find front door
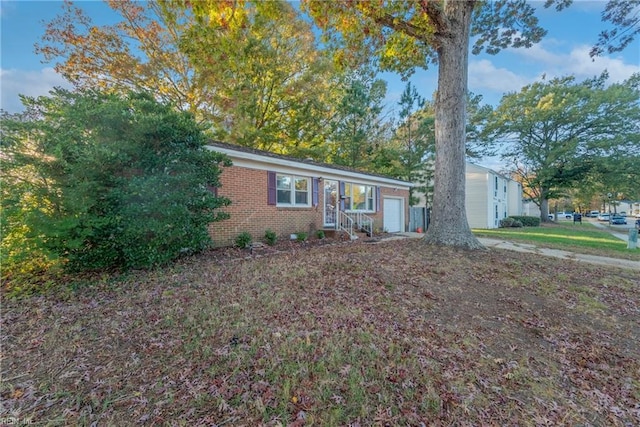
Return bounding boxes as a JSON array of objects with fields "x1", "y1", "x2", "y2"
[{"x1": 324, "y1": 180, "x2": 338, "y2": 227}]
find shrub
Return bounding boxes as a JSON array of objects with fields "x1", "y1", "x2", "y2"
[
  {"x1": 500, "y1": 217, "x2": 525, "y2": 228},
  {"x1": 296, "y1": 232, "x2": 308, "y2": 242},
  {"x1": 316, "y1": 230, "x2": 325, "y2": 239},
  {"x1": 0, "y1": 88, "x2": 232, "y2": 282},
  {"x1": 264, "y1": 229, "x2": 277, "y2": 246},
  {"x1": 508, "y1": 216, "x2": 540, "y2": 227},
  {"x1": 499, "y1": 218, "x2": 515, "y2": 228},
  {"x1": 235, "y1": 232, "x2": 252, "y2": 249}
]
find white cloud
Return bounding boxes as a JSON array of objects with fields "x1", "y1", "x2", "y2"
[
  {"x1": 511, "y1": 42, "x2": 640, "y2": 83},
  {"x1": 0, "y1": 68, "x2": 72, "y2": 113},
  {"x1": 563, "y1": 45, "x2": 640, "y2": 82},
  {"x1": 468, "y1": 59, "x2": 531, "y2": 94}
]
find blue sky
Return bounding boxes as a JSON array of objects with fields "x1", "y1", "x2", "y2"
[{"x1": 2, "y1": 1, "x2": 639, "y2": 140}]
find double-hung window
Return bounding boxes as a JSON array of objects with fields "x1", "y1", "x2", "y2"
[
  {"x1": 344, "y1": 183, "x2": 375, "y2": 212},
  {"x1": 276, "y1": 174, "x2": 309, "y2": 206}
]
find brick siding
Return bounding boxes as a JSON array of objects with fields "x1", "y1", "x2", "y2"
[{"x1": 208, "y1": 164, "x2": 410, "y2": 247}]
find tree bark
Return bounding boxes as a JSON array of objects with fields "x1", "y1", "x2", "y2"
[
  {"x1": 424, "y1": 1, "x2": 484, "y2": 250},
  {"x1": 540, "y1": 189, "x2": 551, "y2": 222}
]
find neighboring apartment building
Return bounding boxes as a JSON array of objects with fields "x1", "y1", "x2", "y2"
[{"x1": 465, "y1": 163, "x2": 523, "y2": 229}]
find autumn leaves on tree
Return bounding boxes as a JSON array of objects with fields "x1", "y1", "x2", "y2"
[{"x1": 29, "y1": 0, "x2": 640, "y2": 248}]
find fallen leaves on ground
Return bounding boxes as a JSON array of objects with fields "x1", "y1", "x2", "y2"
[{"x1": 2, "y1": 239, "x2": 639, "y2": 426}]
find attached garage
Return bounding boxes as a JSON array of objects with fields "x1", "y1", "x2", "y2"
[{"x1": 383, "y1": 197, "x2": 404, "y2": 233}]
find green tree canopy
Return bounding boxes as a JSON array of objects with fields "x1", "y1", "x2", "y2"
[
  {"x1": 1, "y1": 89, "x2": 230, "y2": 287},
  {"x1": 480, "y1": 72, "x2": 640, "y2": 221},
  {"x1": 301, "y1": 0, "x2": 562, "y2": 249},
  {"x1": 328, "y1": 70, "x2": 389, "y2": 169},
  {"x1": 37, "y1": 0, "x2": 339, "y2": 157}
]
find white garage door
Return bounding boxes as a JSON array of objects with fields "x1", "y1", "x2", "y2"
[{"x1": 383, "y1": 198, "x2": 403, "y2": 233}]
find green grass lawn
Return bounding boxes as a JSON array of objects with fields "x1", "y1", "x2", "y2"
[{"x1": 473, "y1": 222, "x2": 640, "y2": 261}]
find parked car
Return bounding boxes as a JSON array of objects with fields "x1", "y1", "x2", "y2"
[
  {"x1": 548, "y1": 212, "x2": 572, "y2": 220},
  {"x1": 585, "y1": 210, "x2": 599, "y2": 218},
  {"x1": 610, "y1": 214, "x2": 627, "y2": 225},
  {"x1": 636, "y1": 219, "x2": 640, "y2": 229},
  {"x1": 598, "y1": 213, "x2": 610, "y2": 221}
]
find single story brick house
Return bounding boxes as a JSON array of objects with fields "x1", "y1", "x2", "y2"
[{"x1": 206, "y1": 142, "x2": 412, "y2": 246}]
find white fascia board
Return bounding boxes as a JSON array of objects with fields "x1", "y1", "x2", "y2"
[{"x1": 208, "y1": 145, "x2": 412, "y2": 190}]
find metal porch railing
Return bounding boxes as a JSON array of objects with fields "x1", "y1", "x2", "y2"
[
  {"x1": 337, "y1": 210, "x2": 357, "y2": 240},
  {"x1": 345, "y1": 212, "x2": 374, "y2": 237}
]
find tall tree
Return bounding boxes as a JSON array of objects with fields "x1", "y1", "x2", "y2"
[
  {"x1": 301, "y1": 1, "x2": 558, "y2": 249},
  {"x1": 36, "y1": 0, "x2": 208, "y2": 118},
  {"x1": 171, "y1": 0, "x2": 339, "y2": 155},
  {"x1": 37, "y1": 0, "x2": 338, "y2": 156},
  {"x1": 301, "y1": 0, "x2": 640, "y2": 249},
  {"x1": 481, "y1": 72, "x2": 640, "y2": 221},
  {"x1": 329, "y1": 71, "x2": 389, "y2": 169},
  {"x1": 392, "y1": 83, "x2": 435, "y2": 207}
]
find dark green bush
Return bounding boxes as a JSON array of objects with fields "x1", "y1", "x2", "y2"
[
  {"x1": 499, "y1": 218, "x2": 515, "y2": 228},
  {"x1": 235, "y1": 232, "x2": 253, "y2": 249},
  {"x1": 296, "y1": 232, "x2": 308, "y2": 242},
  {"x1": 508, "y1": 216, "x2": 540, "y2": 227},
  {"x1": 500, "y1": 217, "x2": 525, "y2": 228},
  {"x1": 1, "y1": 89, "x2": 231, "y2": 283},
  {"x1": 264, "y1": 229, "x2": 277, "y2": 246},
  {"x1": 316, "y1": 230, "x2": 325, "y2": 239}
]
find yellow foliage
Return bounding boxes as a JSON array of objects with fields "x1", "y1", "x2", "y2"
[{"x1": 536, "y1": 93, "x2": 555, "y2": 110}]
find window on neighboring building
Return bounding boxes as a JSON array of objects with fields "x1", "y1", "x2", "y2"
[
  {"x1": 277, "y1": 174, "x2": 309, "y2": 206},
  {"x1": 343, "y1": 183, "x2": 375, "y2": 211}
]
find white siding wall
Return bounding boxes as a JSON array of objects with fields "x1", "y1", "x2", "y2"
[
  {"x1": 507, "y1": 180, "x2": 523, "y2": 217},
  {"x1": 465, "y1": 163, "x2": 522, "y2": 229},
  {"x1": 465, "y1": 164, "x2": 492, "y2": 229}
]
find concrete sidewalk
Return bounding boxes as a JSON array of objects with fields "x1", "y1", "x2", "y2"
[
  {"x1": 392, "y1": 232, "x2": 640, "y2": 271},
  {"x1": 588, "y1": 219, "x2": 632, "y2": 242}
]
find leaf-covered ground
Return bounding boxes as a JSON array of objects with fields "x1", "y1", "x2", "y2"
[{"x1": 2, "y1": 239, "x2": 639, "y2": 426}]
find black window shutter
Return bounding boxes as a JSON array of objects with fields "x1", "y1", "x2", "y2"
[
  {"x1": 376, "y1": 186, "x2": 381, "y2": 212},
  {"x1": 267, "y1": 171, "x2": 276, "y2": 205},
  {"x1": 339, "y1": 181, "x2": 345, "y2": 211}
]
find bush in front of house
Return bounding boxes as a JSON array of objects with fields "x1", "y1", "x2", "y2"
[
  {"x1": 264, "y1": 229, "x2": 277, "y2": 246},
  {"x1": 499, "y1": 218, "x2": 524, "y2": 228},
  {"x1": 296, "y1": 232, "x2": 308, "y2": 242},
  {"x1": 0, "y1": 89, "x2": 232, "y2": 288},
  {"x1": 235, "y1": 232, "x2": 253, "y2": 249},
  {"x1": 316, "y1": 230, "x2": 325, "y2": 239},
  {"x1": 499, "y1": 218, "x2": 515, "y2": 228},
  {"x1": 508, "y1": 216, "x2": 540, "y2": 227}
]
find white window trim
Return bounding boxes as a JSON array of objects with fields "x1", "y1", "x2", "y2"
[{"x1": 276, "y1": 173, "x2": 311, "y2": 207}]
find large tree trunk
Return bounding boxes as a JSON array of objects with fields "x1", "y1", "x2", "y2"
[
  {"x1": 424, "y1": 1, "x2": 484, "y2": 250},
  {"x1": 540, "y1": 189, "x2": 551, "y2": 222}
]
